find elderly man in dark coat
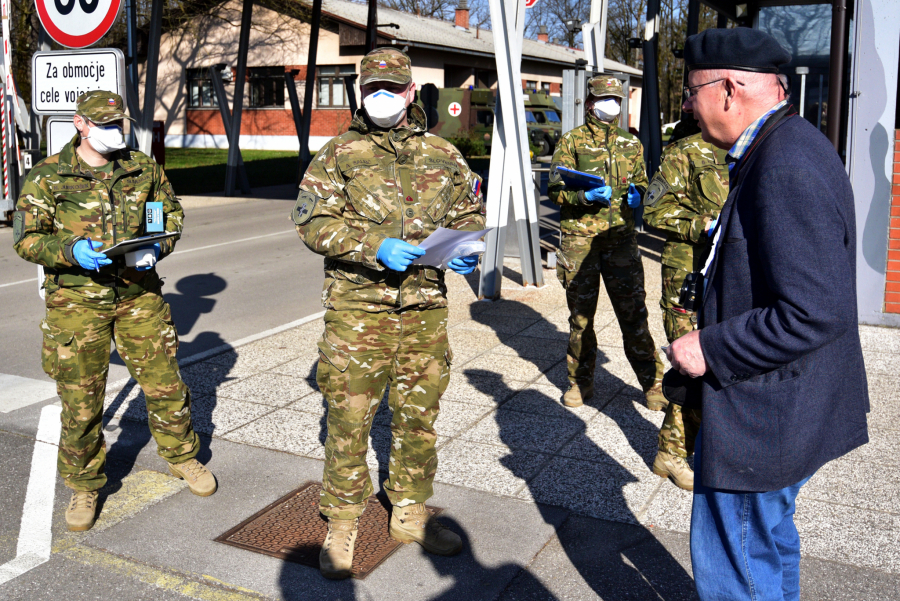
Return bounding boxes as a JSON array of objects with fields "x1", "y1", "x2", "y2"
[{"x1": 666, "y1": 28, "x2": 869, "y2": 601}]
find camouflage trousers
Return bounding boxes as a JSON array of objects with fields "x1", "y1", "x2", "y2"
[
  {"x1": 316, "y1": 307, "x2": 451, "y2": 520},
  {"x1": 556, "y1": 233, "x2": 664, "y2": 391},
  {"x1": 41, "y1": 288, "x2": 198, "y2": 492},
  {"x1": 659, "y1": 295, "x2": 702, "y2": 459}
]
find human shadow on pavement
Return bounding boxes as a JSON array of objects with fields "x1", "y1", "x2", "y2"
[
  {"x1": 464, "y1": 299, "x2": 697, "y2": 600},
  {"x1": 414, "y1": 516, "x2": 557, "y2": 601},
  {"x1": 101, "y1": 273, "x2": 234, "y2": 496}
]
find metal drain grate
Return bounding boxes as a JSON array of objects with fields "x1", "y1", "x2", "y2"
[{"x1": 214, "y1": 481, "x2": 441, "y2": 579}]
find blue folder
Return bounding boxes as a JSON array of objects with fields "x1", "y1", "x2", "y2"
[{"x1": 556, "y1": 166, "x2": 606, "y2": 189}]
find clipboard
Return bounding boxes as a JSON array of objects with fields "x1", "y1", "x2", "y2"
[
  {"x1": 556, "y1": 166, "x2": 606, "y2": 189},
  {"x1": 100, "y1": 232, "x2": 179, "y2": 257}
]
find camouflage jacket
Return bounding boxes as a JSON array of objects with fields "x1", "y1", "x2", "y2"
[
  {"x1": 13, "y1": 134, "x2": 183, "y2": 302},
  {"x1": 548, "y1": 114, "x2": 649, "y2": 237},
  {"x1": 642, "y1": 133, "x2": 728, "y2": 272},
  {"x1": 294, "y1": 104, "x2": 485, "y2": 313}
]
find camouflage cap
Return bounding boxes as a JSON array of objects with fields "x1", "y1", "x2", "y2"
[
  {"x1": 359, "y1": 48, "x2": 412, "y2": 86},
  {"x1": 587, "y1": 76, "x2": 625, "y2": 99},
  {"x1": 75, "y1": 90, "x2": 134, "y2": 123}
]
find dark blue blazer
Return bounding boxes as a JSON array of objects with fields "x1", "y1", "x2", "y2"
[{"x1": 698, "y1": 114, "x2": 869, "y2": 492}]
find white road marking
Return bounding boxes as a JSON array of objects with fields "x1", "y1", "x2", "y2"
[
  {"x1": 0, "y1": 230, "x2": 296, "y2": 288},
  {"x1": 0, "y1": 278, "x2": 38, "y2": 289},
  {"x1": 0, "y1": 374, "x2": 59, "y2": 413},
  {"x1": 104, "y1": 310, "x2": 327, "y2": 394},
  {"x1": 176, "y1": 309, "x2": 326, "y2": 369},
  {"x1": 170, "y1": 230, "x2": 295, "y2": 257},
  {"x1": 0, "y1": 404, "x2": 61, "y2": 585}
]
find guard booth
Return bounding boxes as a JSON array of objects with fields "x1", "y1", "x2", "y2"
[{"x1": 677, "y1": 0, "x2": 900, "y2": 327}]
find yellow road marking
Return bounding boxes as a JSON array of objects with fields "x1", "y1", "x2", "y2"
[
  {"x1": 53, "y1": 469, "x2": 185, "y2": 553},
  {"x1": 61, "y1": 546, "x2": 267, "y2": 600}
]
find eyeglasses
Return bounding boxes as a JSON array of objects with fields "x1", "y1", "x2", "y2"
[{"x1": 683, "y1": 78, "x2": 726, "y2": 99}]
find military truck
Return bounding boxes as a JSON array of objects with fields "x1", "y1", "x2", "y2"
[
  {"x1": 417, "y1": 85, "x2": 495, "y2": 151},
  {"x1": 523, "y1": 91, "x2": 562, "y2": 157},
  {"x1": 417, "y1": 85, "x2": 562, "y2": 157}
]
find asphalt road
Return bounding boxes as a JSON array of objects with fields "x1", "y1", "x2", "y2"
[{"x1": 0, "y1": 197, "x2": 325, "y2": 384}]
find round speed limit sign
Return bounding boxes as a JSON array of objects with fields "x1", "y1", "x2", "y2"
[{"x1": 35, "y1": 0, "x2": 124, "y2": 49}]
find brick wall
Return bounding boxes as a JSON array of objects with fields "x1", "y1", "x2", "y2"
[
  {"x1": 186, "y1": 107, "x2": 354, "y2": 137},
  {"x1": 887, "y1": 129, "x2": 900, "y2": 313}
]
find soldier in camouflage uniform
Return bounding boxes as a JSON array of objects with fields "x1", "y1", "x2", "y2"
[
  {"x1": 293, "y1": 48, "x2": 485, "y2": 579},
  {"x1": 549, "y1": 75, "x2": 666, "y2": 410},
  {"x1": 13, "y1": 92, "x2": 215, "y2": 532},
  {"x1": 642, "y1": 123, "x2": 728, "y2": 490}
]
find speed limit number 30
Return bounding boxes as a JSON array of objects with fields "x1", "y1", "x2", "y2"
[{"x1": 35, "y1": 0, "x2": 124, "y2": 49}]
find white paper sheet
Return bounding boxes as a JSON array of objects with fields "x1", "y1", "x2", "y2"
[{"x1": 411, "y1": 227, "x2": 493, "y2": 268}]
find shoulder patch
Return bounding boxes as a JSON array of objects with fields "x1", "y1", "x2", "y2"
[
  {"x1": 291, "y1": 190, "x2": 323, "y2": 226},
  {"x1": 549, "y1": 162, "x2": 562, "y2": 184},
  {"x1": 12, "y1": 210, "x2": 27, "y2": 244},
  {"x1": 644, "y1": 173, "x2": 670, "y2": 207}
]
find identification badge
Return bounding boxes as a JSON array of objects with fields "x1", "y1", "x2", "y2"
[{"x1": 145, "y1": 202, "x2": 164, "y2": 233}]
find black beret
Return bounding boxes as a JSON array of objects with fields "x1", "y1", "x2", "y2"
[{"x1": 685, "y1": 28, "x2": 791, "y2": 74}]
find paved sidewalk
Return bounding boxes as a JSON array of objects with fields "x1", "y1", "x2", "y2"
[{"x1": 58, "y1": 234, "x2": 900, "y2": 599}]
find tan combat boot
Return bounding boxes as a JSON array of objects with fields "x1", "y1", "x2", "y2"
[
  {"x1": 652, "y1": 450, "x2": 694, "y2": 491},
  {"x1": 65, "y1": 490, "x2": 99, "y2": 532},
  {"x1": 319, "y1": 517, "x2": 358, "y2": 580},
  {"x1": 645, "y1": 383, "x2": 668, "y2": 411},
  {"x1": 389, "y1": 503, "x2": 462, "y2": 556},
  {"x1": 168, "y1": 458, "x2": 217, "y2": 496},
  {"x1": 563, "y1": 382, "x2": 594, "y2": 408}
]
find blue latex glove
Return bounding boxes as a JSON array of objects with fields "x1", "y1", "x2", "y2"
[
  {"x1": 377, "y1": 238, "x2": 425, "y2": 272},
  {"x1": 706, "y1": 217, "x2": 718, "y2": 234},
  {"x1": 72, "y1": 239, "x2": 113, "y2": 271},
  {"x1": 584, "y1": 185, "x2": 612, "y2": 205},
  {"x1": 627, "y1": 183, "x2": 642, "y2": 208},
  {"x1": 447, "y1": 254, "x2": 479, "y2": 275},
  {"x1": 135, "y1": 243, "x2": 162, "y2": 271}
]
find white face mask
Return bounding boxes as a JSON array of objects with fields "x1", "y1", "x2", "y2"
[
  {"x1": 363, "y1": 89, "x2": 409, "y2": 128},
  {"x1": 83, "y1": 122, "x2": 126, "y2": 154},
  {"x1": 592, "y1": 98, "x2": 621, "y2": 122}
]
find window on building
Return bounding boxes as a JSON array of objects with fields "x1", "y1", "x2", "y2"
[
  {"x1": 541, "y1": 82, "x2": 551, "y2": 93},
  {"x1": 249, "y1": 67, "x2": 286, "y2": 108},
  {"x1": 187, "y1": 68, "x2": 218, "y2": 108},
  {"x1": 318, "y1": 65, "x2": 356, "y2": 108},
  {"x1": 525, "y1": 80, "x2": 539, "y2": 91}
]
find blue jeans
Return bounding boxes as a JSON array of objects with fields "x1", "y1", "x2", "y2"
[{"x1": 690, "y1": 429, "x2": 813, "y2": 600}]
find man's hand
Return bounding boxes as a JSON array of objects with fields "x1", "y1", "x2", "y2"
[
  {"x1": 664, "y1": 329, "x2": 708, "y2": 378},
  {"x1": 626, "y1": 183, "x2": 642, "y2": 208},
  {"x1": 376, "y1": 238, "x2": 425, "y2": 272},
  {"x1": 135, "y1": 243, "x2": 161, "y2": 271},
  {"x1": 447, "y1": 254, "x2": 479, "y2": 275},
  {"x1": 584, "y1": 185, "x2": 613, "y2": 205},
  {"x1": 72, "y1": 239, "x2": 112, "y2": 271}
]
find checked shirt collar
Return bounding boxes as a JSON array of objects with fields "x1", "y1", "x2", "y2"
[{"x1": 726, "y1": 99, "x2": 788, "y2": 183}]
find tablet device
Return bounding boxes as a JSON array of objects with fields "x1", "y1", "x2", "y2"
[
  {"x1": 556, "y1": 166, "x2": 606, "y2": 189},
  {"x1": 100, "y1": 232, "x2": 180, "y2": 257}
]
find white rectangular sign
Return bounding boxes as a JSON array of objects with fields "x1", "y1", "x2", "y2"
[
  {"x1": 46, "y1": 116, "x2": 77, "y2": 156},
  {"x1": 31, "y1": 48, "x2": 126, "y2": 115}
]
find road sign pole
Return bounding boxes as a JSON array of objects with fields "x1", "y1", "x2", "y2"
[
  {"x1": 1, "y1": 85, "x2": 9, "y2": 204},
  {"x1": 136, "y1": 0, "x2": 162, "y2": 155}
]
